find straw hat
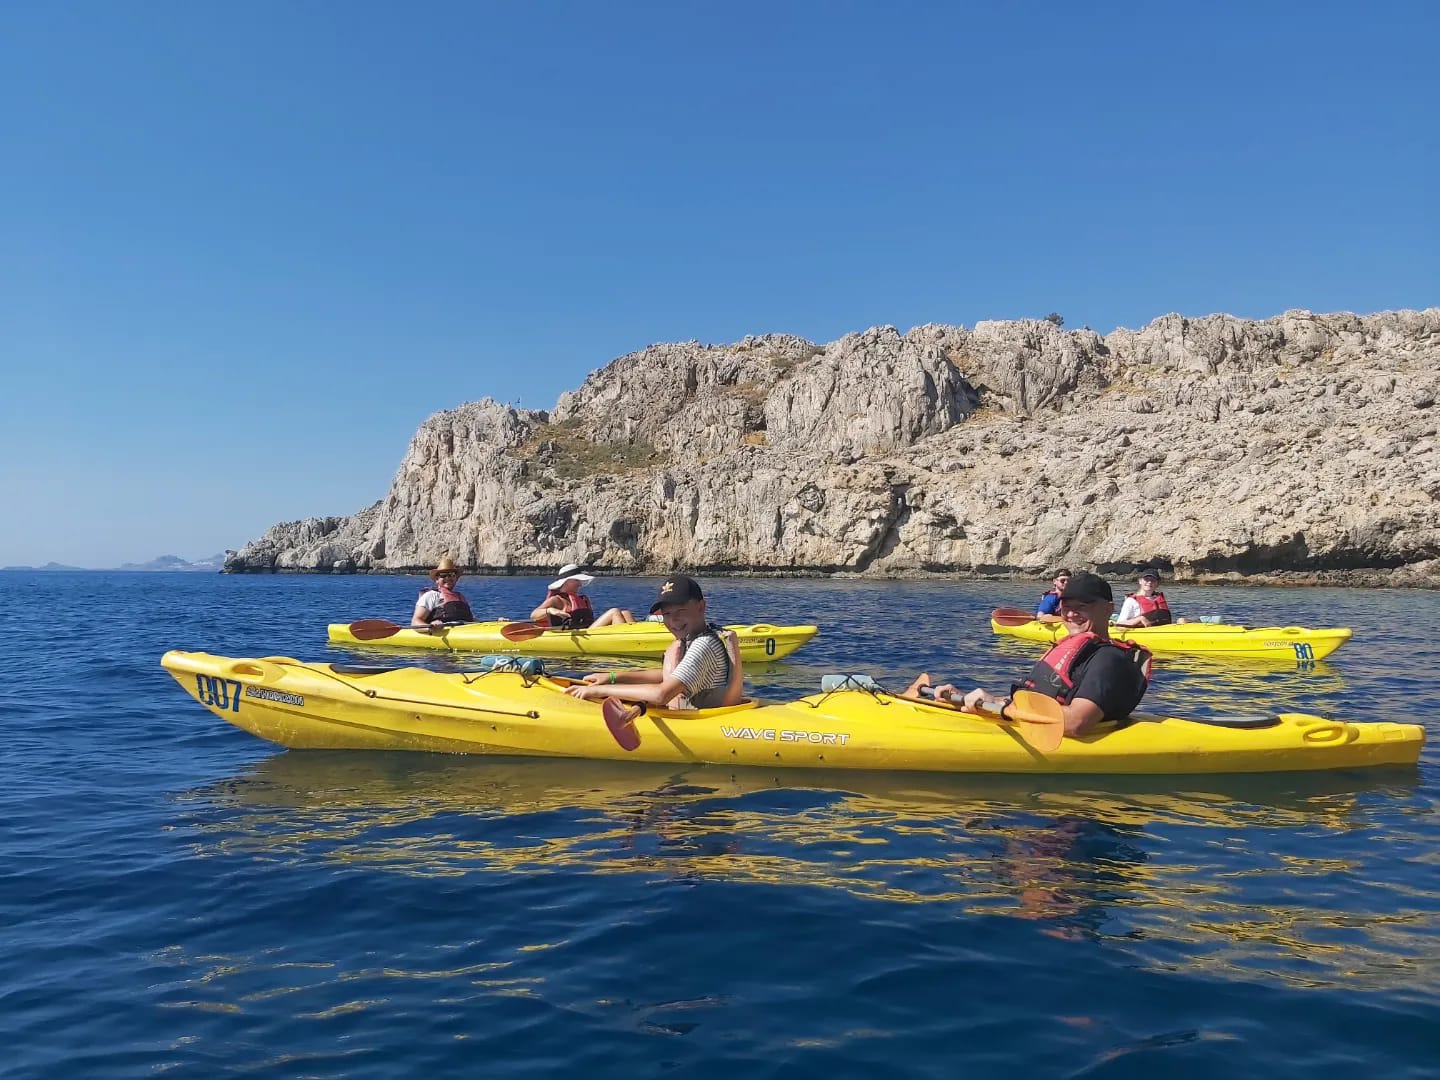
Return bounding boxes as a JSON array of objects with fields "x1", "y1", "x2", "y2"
[
  {"x1": 548, "y1": 562, "x2": 595, "y2": 590},
  {"x1": 430, "y1": 556, "x2": 462, "y2": 581}
]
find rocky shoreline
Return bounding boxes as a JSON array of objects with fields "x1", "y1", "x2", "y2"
[{"x1": 226, "y1": 308, "x2": 1440, "y2": 589}]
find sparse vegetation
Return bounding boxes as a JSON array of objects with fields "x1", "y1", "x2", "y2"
[
  {"x1": 731, "y1": 382, "x2": 768, "y2": 405},
  {"x1": 769, "y1": 344, "x2": 824, "y2": 374},
  {"x1": 1044, "y1": 313, "x2": 1065, "y2": 327},
  {"x1": 518, "y1": 420, "x2": 669, "y2": 480}
]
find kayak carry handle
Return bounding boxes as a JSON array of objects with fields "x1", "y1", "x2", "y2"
[
  {"x1": 1296, "y1": 717, "x2": 1354, "y2": 744},
  {"x1": 225, "y1": 659, "x2": 281, "y2": 684}
]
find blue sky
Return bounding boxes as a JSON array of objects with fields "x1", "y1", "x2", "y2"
[{"x1": 2, "y1": 2, "x2": 1435, "y2": 566}]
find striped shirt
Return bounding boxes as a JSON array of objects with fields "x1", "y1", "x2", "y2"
[{"x1": 671, "y1": 634, "x2": 730, "y2": 709}]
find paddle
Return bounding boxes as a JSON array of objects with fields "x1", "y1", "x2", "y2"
[
  {"x1": 819, "y1": 673, "x2": 1066, "y2": 753},
  {"x1": 602, "y1": 698, "x2": 643, "y2": 751},
  {"x1": 918, "y1": 686, "x2": 1066, "y2": 752},
  {"x1": 991, "y1": 607, "x2": 1038, "y2": 627},
  {"x1": 347, "y1": 619, "x2": 463, "y2": 641},
  {"x1": 348, "y1": 619, "x2": 409, "y2": 641},
  {"x1": 500, "y1": 621, "x2": 551, "y2": 642}
]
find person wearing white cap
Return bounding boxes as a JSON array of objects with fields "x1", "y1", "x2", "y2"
[{"x1": 530, "y1": 563, "x2": 635, "y2": 629}]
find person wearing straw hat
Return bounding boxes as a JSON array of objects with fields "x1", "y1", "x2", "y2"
[
  {"x1": 410, "y1": 557, "x2": 475, "y2": 630},
  {"x1": 530, "y1": 563, "x2": 635, "y2": 629}
]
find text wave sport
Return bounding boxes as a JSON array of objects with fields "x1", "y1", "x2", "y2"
[{"x1": 161, "y1": 650, "x2": 1423, "y2": 775}]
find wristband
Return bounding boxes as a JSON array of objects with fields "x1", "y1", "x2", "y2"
[
  {"x1": 998, "y1": 700, "x2": 1010, "y2": 720},
  {"x1": 609, "y1": 672, "x2": 617, "y2": 685}
]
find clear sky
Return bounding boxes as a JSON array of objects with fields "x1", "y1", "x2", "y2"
[{"x1": 2, "y1": 1, "x2": 1435, "y2": 566}]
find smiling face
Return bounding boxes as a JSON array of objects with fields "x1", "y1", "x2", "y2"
[
  {"x1": 1137, "y1": 576, "x2": 1158, "y2": 595},
  {"x1": 657, "y1": 598, "x2": 706, "y2": 639},
  {"x1": 1052, "y1": 573, "x2": 1071, "y2": 591},
  {"x1": 1060, "y1": 596, "x2": 1114, "y2": 635},
  {"x1": 434, "y1": 570, "x2": 459, "y2": 587}
]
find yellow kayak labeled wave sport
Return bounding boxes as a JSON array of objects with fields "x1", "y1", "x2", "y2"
[
  {"x1": 327, "y1": 618, "x2": 818, "y2": 661},
  {"x1": 990, "y1": 609, "x2": 1351, "y2": 662},
  {"x1": 161, "y1": 651, "x2": 1423, "y2": 775}
]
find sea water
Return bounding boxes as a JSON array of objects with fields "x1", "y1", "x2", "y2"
[{"x1": 1, "y1": 571, "x2": 1436, "y2": 1077}]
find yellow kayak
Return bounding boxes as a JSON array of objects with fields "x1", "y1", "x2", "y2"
[
  {"x1": 327, "y1": 618, "x2": 818, "y2": 661},
  {"x1": 990, "y1": 611, "x2": 1351, "y2": 661},
  {"x1": 161, "y1": 650, "x2": 1423, "y2": 774}
]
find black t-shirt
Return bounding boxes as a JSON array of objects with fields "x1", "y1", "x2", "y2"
[{"x1": 1032, "y1": 645, "x2": 1148, "y2": 721}]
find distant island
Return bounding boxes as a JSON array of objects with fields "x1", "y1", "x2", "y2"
[{"x1": 1, "y1": 554, "x2": 226, "y2": 572}]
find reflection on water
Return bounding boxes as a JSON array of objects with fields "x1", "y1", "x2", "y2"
[{"x1": 182, "y1": 752, "x2": 1437, "y2": 995}]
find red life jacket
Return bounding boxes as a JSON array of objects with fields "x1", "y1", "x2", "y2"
[
  {"x1": 1019, "y1": 631, "x2": 1152, "y2": 705},
  {"x1": 541, "y1": 589, "x2": 594, "y2": 629},
  {"x1": 1127, "y1": 591, "x2": 1172, "y2": 626},
  {"x1": 419, "y1": 583, "x2": 474, "y2": 623}
]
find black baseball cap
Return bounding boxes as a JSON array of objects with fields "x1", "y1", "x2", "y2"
[
  {"x1": 650, "y1": 574, "x2": 704, "y2": 613},
  {"x1": 1058, "y1": 571, "x2": 1113, "y2": 603},
  {"x1": 1138, "y1": 568, "x2": 1161, "y2": 581}
]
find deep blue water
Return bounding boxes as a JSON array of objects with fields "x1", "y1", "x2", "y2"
[{"x1": 2, "y1": 571, "x2": 1437, "y2": 1078}]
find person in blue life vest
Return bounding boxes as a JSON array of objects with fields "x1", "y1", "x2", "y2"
[
  {"x1": 907, "y1": 571, "x2": 1150, "y2": 737},
  {"x1": 530, "y1": 563, "x2": 636, "y2": 629},
  {"x1": 566, "y1": 575, "x2": 744, "y2": 710},
  {"x1": 1113, "y1": 568, "x2": 1175, "y2": 628},
  {"x1": 411, "y1": 557, "x2": 475, "y2": 629},
  {"x1": 1035, "y1": 568, "x2": 1072, "y2": 623}
]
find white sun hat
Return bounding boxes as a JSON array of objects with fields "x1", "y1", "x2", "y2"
[{"x1": 548, "y1": 563, "x2": 596, "y2": 590}]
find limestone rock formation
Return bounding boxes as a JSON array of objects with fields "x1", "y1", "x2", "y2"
[{"x1": 226, "y1": 308, "x2": 1440, "y2": 586}]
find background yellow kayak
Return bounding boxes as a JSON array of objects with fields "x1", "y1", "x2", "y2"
[
  {"x1": 327, "y1": 618, "x2": 818, "y2": 660},
  {"x1": 990, "y1": 610, "x2": 1351, "y2": 661}
]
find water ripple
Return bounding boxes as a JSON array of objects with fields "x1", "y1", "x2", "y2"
[{"x1": 0, "y1": 571, "x2": 1436, "y2": 1077}]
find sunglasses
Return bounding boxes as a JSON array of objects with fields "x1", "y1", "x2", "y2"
[{"x1": 436, "y1": 571, "x2": 457, "y2": 579}]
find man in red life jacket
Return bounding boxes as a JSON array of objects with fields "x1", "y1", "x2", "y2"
[
  {"x1": 411, "y1": 557, "x2": 475, "y2": 629},
  {"x1": 1114, "y1": 568, "x2": 1173, "y2": 628},
  {"x1": 909, "y1": 571, "x2": 1150, "y2": 737}
]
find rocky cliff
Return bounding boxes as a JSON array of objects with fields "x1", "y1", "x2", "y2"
[{"x1": 225, "y1": 309, "x2": 1440, "y2": 586}]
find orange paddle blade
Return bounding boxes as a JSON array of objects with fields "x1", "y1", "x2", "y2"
[
  {"x1": 989, "y1": 690, "x2": 1066, "y2": 752},
  {"x1": 915, "y1": 686, "x2": 1065, "y2": 753},
  {"x1": 602, "y1": 698, "x2": 643, "y2": 751},
  {"x1": 500, "y1": 621, "x2": 547, "y2": 641},
  {"x1": 991, "y1": 608, "x2": 1036, "y2": 627},
  {"x1": 348, "y1": 619, "x2": 407, "y2": 641}
]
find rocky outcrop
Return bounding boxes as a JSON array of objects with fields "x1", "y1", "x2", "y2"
[{"x1": 226, "y1": 308, "x2": 1440, "y2": 586}]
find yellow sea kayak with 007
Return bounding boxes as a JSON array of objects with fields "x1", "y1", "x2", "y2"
[
  {"x1": 990, "y1": 610, "x2": 1351, "y2": 662},
  {"x1": 160, "y1": 651, "x2": 1423, "y2": 774},
  {"x1": 327, "y1": 618, "x2": 817, "y2": 661}
]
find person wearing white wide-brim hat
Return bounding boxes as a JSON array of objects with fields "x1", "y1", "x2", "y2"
[{"x1": 530, "y1": 563, "x2": 636, "y2": 628}]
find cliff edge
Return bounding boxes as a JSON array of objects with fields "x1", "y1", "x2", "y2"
[{"x1": 225, "y1": 309, "x2": 1440, "y2": 586}]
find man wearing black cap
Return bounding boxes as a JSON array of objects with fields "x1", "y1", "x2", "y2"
[
  {"x1": 566, "y1": 575, "x2": 743, "y2": 710},
  {"x1": 1114, "y1": 568, "x2": 1173, "y2": 628},
  {"x1": 915, "y1": 571, "x2": 1151, "y2": 737}
]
